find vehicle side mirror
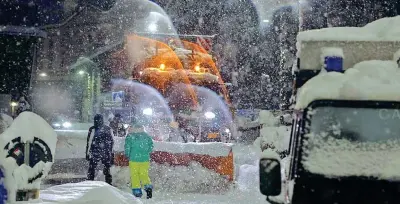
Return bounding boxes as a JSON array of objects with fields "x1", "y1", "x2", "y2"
[{"x1": 259, "y1": 158, "x2": 281, "y2": 196}]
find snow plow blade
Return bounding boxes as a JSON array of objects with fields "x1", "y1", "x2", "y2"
[{"x1": 113, "y1": 139, "x2": 234, "y2": 182}]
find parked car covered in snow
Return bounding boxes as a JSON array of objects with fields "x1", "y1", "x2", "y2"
[{"x1": 260, "y1": 16, "x2": 400, "y2": 204}]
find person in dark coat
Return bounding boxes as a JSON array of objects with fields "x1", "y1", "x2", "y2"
[
  {"x1": 86, "y1": 114, "x2": 114, "y2": 185},
  {"x1": 109, "y1": 113, "x2": 126, "y2": 137}
]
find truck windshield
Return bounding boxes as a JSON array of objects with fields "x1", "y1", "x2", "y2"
[{"x1": 302, "y1": 106, "x2": 400, "y2": 180}]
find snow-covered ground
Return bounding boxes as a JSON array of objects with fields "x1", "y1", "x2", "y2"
[
  {"x1": 33, "y1": 144, "x2": 268, "y2": 204},
  {"x1": 15, "y1": 108, "x2": 292, "y2": 204}
]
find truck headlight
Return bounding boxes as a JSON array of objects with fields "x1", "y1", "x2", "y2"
[
  {"x1": 62, "y1": 122, "x2": 72, "y2": 128},
  {"x1": 204, "y1": 111, "x2": 216, "y2": 119},
  {"x1": 143, "y1": 108, "x2": 153, "y2": 116},
  {"x1": 52, "y1": 123, "x2": 61, "y2": 128}
]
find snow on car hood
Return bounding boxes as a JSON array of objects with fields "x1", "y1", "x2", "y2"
[
  {"x1": 295, "y1": 60, "x2": 400, "y2": 109},
  {"x1": 302, "y1": 133, "x2": 400, "y2": 180}
]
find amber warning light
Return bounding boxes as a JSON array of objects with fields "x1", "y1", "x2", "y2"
[{"x1": 160, "y1": 64, "x2": 166, "y2": 70}]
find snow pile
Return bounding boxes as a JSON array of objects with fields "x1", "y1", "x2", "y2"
[
  {"x1": 254, "y1": 110, "x2": 290, "y2": 153},
  {"x1": 40, "y1": 181, "x2": 141, "y2": 204},
  {"x1": 302, "y1": 134, "x2": 400, "y2": 180},
  {"x1": 260, "y1": 149, "x2": 281, "y2": 161},
  {"x1": 113, "y1": 138, "x2": 233, "y2": 157},
  {"x1": 295, "y1": 60, "x2": 400, "y2": 109},
  {"x1": 298, "y1": 16, "x2": 400, "y2": 42},
  {"x1": 254, "y1": 126, "x2": 290, "y2": 153},
  {"x1": 394, "y1": 49, "x2": 400, "y2": 62},
  {"x1": 0, "y1": 113, "x2": 13, "y2": 134},
  {"x1": 111, "y1": 162, "x2": 230, "y2": 194},
  {"x1": 258, "y1": 110, "x2": 279, "y2": 126},
  {"x1": 237, "y1": 164, "x2": 258, "y2": 192}
]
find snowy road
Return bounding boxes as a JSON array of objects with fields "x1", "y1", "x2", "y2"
[{"x1": 39, "y1": 145, "x2": 267, "y2": 204}]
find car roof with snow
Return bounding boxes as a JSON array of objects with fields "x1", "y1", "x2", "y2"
[{"x1": 294, "y1": 16, "x2": 400, "y2": 109}]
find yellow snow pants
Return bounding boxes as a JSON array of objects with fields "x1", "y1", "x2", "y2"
[{"x1": 129, "y1": 161, "x2": 151, "y2": 189}]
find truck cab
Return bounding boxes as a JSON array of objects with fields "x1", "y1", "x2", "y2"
[{"x1": 260, "y1": 16, "x2": 400, "y2": 204}]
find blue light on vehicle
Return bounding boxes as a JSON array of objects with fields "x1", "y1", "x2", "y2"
[{"x1": 324, "y1": 56, "x2": 343, "y2": 72}]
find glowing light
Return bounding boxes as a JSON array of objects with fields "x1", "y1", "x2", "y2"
[
  {"x1": 78, "y1": 70, "x2": 85, "y2": 75},
  {"x1": 204, "y1": 111, "x2": 216, "y2": 119},
  {"x1": 10, "y1": 102, "x2": 18, "y2": 107},
  {"x1": 160, "y1": 64, "x2": 166, "y2": 70},
  {"x1": 195, "y1": 65, "x2": 200, "y2": 72},
  {"x1": 143, "y1": 108, "x2": 153, "y2": 116},
  {"x1": 62, "y1": 122, "x2": 72, "y2": 128},
  {"x1": 148, "y1": 23, "x2": 158, "y2": 33},
  {"x1": 39, "y1": 72, "x2": 47, "y2": 77}
]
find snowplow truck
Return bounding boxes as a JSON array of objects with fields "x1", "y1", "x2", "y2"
[
  {"x1": 260, "y1": 16, "x2": 400, "y2": 204},
  {"x1": 108, "y1": 33, "x2": 233, "y2": 143},
  {"x1": 105, "y1": 34, "x2": 235, "y2": 183}
]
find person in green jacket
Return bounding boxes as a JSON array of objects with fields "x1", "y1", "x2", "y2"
[{"x1": 124, "y1": 123, "x2": 154, "y2": 199}]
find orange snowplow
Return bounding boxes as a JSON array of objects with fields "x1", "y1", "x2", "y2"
[
  {"x1": 100, "y1": 33, "x2": 235, "y2": 183},
  {"x1": 113, "y1": 139, "x2": 234, "y2": 182}
]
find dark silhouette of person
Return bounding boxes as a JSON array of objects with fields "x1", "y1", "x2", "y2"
[
  {"x1": 109, "y1": 113, "x2": 126, "y2": 137},
  {"x1": 86, "y1": 114, "x2": 114, "y2": 185}
]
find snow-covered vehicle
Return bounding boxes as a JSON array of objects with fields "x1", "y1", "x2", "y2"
[
  {"x1": 260, "y1": 16, "x2": 400, "y2": 204},
  {"x1": 123, "y1": 33, "x2": 234, "y2": 143}
]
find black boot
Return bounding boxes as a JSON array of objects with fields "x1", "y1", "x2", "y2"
[{"x1": 145, "y1": 188, "x2": 152, "y2": 199}]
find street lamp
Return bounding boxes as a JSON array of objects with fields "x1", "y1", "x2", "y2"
[
  {"x1": 39, "y1": 72, "x2": 47, "y2": 77},
  {"x1": 10, "y1": 102, "x2": 18, "y2": 118}
]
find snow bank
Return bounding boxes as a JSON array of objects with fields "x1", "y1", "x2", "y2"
[
  {"x1": 237, "y1": 164, "x2": 258, "y2": 192},
  {"x1": 40, "y1": 181, "x2": 141, "y2": 204},
  {"x1": 111, "y1": 162, "x2": 230, "y2": 194},
  {"x1": 0, "y1": 114, "x2": 13, "y2": 134},
  {"x1": 302, "y1": 134, "x2": 400, "y2": 180},
  {"x1": 114, "y1": 138, "x2": 233, "y2": 157},
  {"x1": 255, "y1": 126, "x2": 290, "y2": 152},
  {"x1": 295, "y1": 60, "x2": 400, "y2": 109},
  {"x1": 394, "y1": 49, "x2": 400, "y2": 62},
  {"x1": 298, "y1": 16, "x2": 400, "y2": 42},
  {"x1": 258, "y1": 110, "x2": 279, "y2": 126}
]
